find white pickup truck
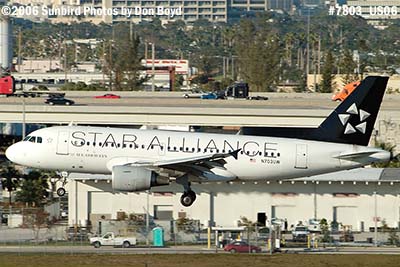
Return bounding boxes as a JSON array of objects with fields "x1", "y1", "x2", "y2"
[{"x1": 90, "y1": 232, "x2": 137, "y2": 248}]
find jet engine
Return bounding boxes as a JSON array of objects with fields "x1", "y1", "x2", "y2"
[{"x1": 112, "y1": 165, "x2": 169, "y2": 191}]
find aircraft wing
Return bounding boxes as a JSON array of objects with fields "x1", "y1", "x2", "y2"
[
  {"x1": 129, "y1": 149, "x2": 239, "y2": 168},
  {"x1": 112, "y1": 149, "x2": 240, "y2": 180}
]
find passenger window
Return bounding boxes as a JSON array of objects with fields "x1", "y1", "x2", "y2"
[{"x1": 37, "y1": 137, "x2": 42, "y2": 143}]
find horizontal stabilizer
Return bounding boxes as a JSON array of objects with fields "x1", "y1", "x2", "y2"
[{"x1": 334, "y1": 151, "x2": 377, "y2": 160}]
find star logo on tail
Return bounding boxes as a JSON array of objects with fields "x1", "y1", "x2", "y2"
[{"x1": 338, "y1": 103, "x2": 370, "y2": 135}]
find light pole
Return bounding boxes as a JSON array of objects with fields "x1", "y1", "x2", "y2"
[
  {"x1": 151, "y1": 42, "x2": 155, "y2": 92},
  {"x1": 22, "y1": 94, "x2": 26, "y2": 140},
  {"x1": 374, "y1": 190, "x2": 378, "y2": 247}
]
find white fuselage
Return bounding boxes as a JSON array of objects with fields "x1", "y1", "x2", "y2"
[{"x1": 5, "y1": 125, "x2": 390, "y2": 181}]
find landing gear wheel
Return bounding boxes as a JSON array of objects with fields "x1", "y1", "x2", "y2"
[
  {"x1": 180, "y1": 190, "x2": 196, "y2": 207},
  {"x1": 57, "y1": 187, "x2": 66, "y2": 197}
]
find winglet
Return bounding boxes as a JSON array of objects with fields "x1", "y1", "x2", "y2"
[{"x1": 229, "y1": 149, "x2": 241, "y2": 160}]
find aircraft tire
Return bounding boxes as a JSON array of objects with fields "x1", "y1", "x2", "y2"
[
  {"x1": 57, "y1": 187, "x2": 66, "y2": 197},
  {"x1": 180, "y1": 191, "x2": 196, "y2": 207}
]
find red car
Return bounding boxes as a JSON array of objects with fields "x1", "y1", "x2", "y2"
[
  {"x1": 94, "y1": 94, "x2": 121, "y2": 99},
  {"x1": 223, "y1": 241, "x2": 261, "y2": 253}
]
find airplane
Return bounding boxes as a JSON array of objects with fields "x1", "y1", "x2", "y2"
[{"x1": 5, "y1": 76, "x2": 392, "y2": 207}]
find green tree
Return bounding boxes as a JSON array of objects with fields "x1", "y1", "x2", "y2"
[
  {"x1": 15, "y1": 170, "x2": 49, "y2": 207},
  {"x1": 319, "y1": 218, "x2": 332, "y2": 243},
  {"x1": 0, "y1": 164, "x2": 22, "y2": 205},
  {"x1": 237, "y1": 216, "x2": 257, "y2": 244},
  {"x1": 104, "y1": 24, "x2": 145, "y2": 90},
  {"x1": 235, "y1": 19, "x2": 280, "y2": 92},
  {"x1": 340, "y1": 49, "x2": 359, "y2": 85},
  {"x1": 320, "y1": 50, "x2": 335, "y2": 93}
]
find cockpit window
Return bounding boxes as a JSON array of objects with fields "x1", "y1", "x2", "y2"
[{"x1": 23, "y1": 136, "x2": 42, "y2": 143}]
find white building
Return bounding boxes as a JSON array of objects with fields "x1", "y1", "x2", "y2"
[
  {"x1": 15, "y1": 58, "x2": 62, "y2": 73},
  {"x1": 347, "y1": 1, "x2": 400, "y2": 27},
  {"x1": 67, "y1": 168, "x2": 400, "y2": 233}
]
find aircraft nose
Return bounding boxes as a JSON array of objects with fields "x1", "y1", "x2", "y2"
[{"x1": 6, "y1": 143, "x2": 19, "y2": 164}]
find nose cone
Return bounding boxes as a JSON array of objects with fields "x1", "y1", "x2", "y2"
[{"x1": 6, "y1": 143, "x2": 20, "y2": 164}]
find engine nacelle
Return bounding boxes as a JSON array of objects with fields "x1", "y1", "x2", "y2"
[{"x1": 112, "y1": 165, "x2": 169, "y2": 192}]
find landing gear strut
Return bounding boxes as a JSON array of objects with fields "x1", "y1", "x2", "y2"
[
  {"x1": 177, "y1": 175, "x2": 197, "y2": 207},
  {"x1": 56, "y1": 171, "x2": 68, "y2": 197}
]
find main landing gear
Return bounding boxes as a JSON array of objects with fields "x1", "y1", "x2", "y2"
[
  {"x1": 56, "y1": 171, "x2": 68, "y2": 197},
  {"x1": 181, "y1": 190, "x2": 196, "y2": 207},
  {"x1": 177, "y1": 175, "x2": 197, "y2": 207}
]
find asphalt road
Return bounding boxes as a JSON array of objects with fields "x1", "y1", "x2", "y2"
[{"x1": 1, "y1": 92, "x2": 399, "y2": 110}]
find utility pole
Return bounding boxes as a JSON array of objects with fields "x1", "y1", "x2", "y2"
[
  {"x1": 374, "y1": 191, "x2": 378, "y2": 247},
  {"x1": 231, "y1": 56, "x2": 235, "y2": 80},
  {"x1": 317, "y1": 35, "x2": 321, "y2": 75},
  {"x1": 22, "y1": 95, "x2": 26, "y2": 140},
  {"x1": 151, "y1": 42, "x2": 155, "y2": 92},
  {"x1": 17, "y1": 30, "x2": 22, "y2": 73},
  {"x1": 64, "y1": 41, "x2": 67, "y2": 82},
  {"x1": 144, "y1": 42, "x2": 148, "y2": 60},
  {"x1": 222, "y1": 56, "x2": 226, "y2": 78},
  {"x1": 146, "y1": 190, "x2": 150, "y2": 246},
  {"x1": 109, "y1": 40, "x2": 112, "y2": 91},
  {"x1": 306, "y1": 9, "x2": 310, "y2": 78}
]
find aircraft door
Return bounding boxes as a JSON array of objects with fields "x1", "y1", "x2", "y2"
[
  {"x1": 56, "y1": 131, "x2": 69, "y2": 155},
  {"x1": 295, "y1": 144, "x2": 308, "y2": 169}
]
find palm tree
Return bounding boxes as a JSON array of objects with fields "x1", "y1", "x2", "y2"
[{"x1": 0, "y1": 164, "x2": 22, "y2": 205}]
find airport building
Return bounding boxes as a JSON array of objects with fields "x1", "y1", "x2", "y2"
[
  {"x1": 67, "y1": 168, "x2": 400, "y2": 234},
  {"x1": 347, "y1": 1, "x2": 400, "y2": 27}
]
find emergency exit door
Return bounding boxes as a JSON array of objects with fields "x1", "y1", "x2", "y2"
[
  {"x1": 295, "y1": 144, "x2": 308, "y2": 169},
  {"x1": 56, "y1": 131, "x2": 69, "y2": 155}
]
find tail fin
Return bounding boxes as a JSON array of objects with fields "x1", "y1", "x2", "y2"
[
  {"x1": 317, "y1": 76, "x2": 388, "y2": 146},
  {"x1": 241, "y1": 76, "x2": 389, "y2": 146}
]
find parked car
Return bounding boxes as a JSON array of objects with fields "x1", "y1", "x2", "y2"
[
  {"x1": 94, "y1": 93, "x2": 121, "y2": 99},
  {"x1": 90, "y1": 232, "x2": 136, "y2": 248},
  {"x1": 332, "y1": 80, "x2": 360, "y2": 101},
  {"x1": 223, "y1": 241, "x2": 261, "y2": 253},
  {"x1": 308, "y1": 219, "x2": 322, "y2": 232},
  {"x1": 247, "y1": 95, "x2": 269, "y2": 100},
  {"x1": 201, "y1": 92, "x2": 218, "y2": 99},
  {"x1": 292, "y1": 226, "x2": 310, "y2": 242},
  {"x1": 182, "y1": 90, "x2": 205, "y2": 99},
  {"x1": 257, "y1": 227, "x2": 270, "y2": 240},
  {"x1": 45, "y1": 97, "x2": 75, "y2": 106}
]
